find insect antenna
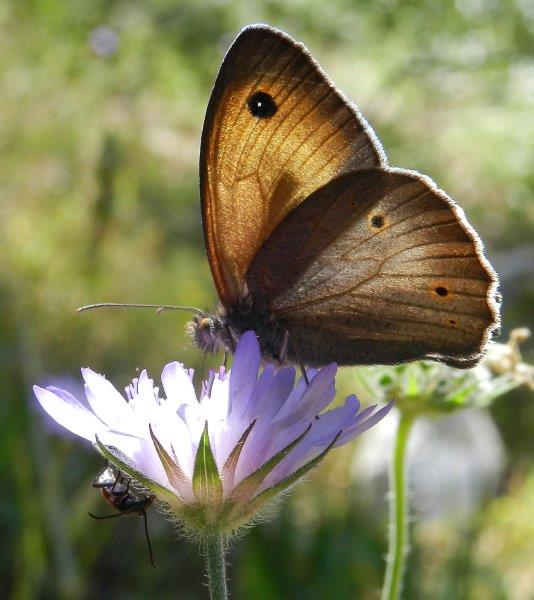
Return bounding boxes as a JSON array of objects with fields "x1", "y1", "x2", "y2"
[{"x1": 77, "y1": 303, "x2": 204, "y2": 316}]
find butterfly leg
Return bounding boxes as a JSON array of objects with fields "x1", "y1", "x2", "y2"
[
  {"x1": 291, "y1": 338, "x2": 309, "y2": 386},
  {"x1": 278, "y1": 329, "x2": 290, "y2": 364},
  {"x1": 194, "y1": 352, "x2": 207, "y2": 397},
  {"x1": 225, "y1": 324, "x2": 238, "y2": 353},
  {"x1": 202, "y1": 351, "x2": 208, "y2": 380}
]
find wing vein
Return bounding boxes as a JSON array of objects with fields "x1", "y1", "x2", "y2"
[
  {"x1": 264, "y1": 88, "x2": 337, "y2": 198},
  {"x1": 226, "y1": 51, "x2": 307, "y2": 186}
]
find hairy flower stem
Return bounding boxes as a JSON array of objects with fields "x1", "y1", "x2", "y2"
[
  {"x1": 381, "y1": 412, "x2": 415, "y2": 600},
  {"x1": 204, "y1": 531, "x2": 228, "y2": 600}
]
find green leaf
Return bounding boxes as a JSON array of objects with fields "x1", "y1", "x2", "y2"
[
  {"x1": 192, "y1": 423, "x2": 223, "y2": 506},
  {"x1": 94, "y1": 435, "x2": 179, "y2": 506},
  {"x1": 442, "y1": 382, "x2": 477, "y2": 407},
  {"x1": 230, "y1": 424, "x2": 311, "y2": 503}
]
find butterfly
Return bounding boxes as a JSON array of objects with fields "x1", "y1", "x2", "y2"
[
  {"x1": 187, "y1": 24, "x2": 501, "y2": 370},
  {"x1": 81, "y1": 24, "x2": 500, "y2": 369}
]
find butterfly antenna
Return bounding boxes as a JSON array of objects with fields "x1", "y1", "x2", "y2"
[
  {"x1": 142, "y1": 509, "x2": 157, "y2": 569},
  {"x1": 77, "y1": 303, "x2": 204, "y2": 316}
]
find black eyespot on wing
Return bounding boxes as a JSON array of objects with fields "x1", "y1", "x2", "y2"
[
  {"x1": 495, "y1": 292, "x2": 502, "y2": 304},
  {"x1": 492, "y1": 327, "x2": 502, "y2": 338},
  {"x1": 247, "y1": 91, "x2": 277, "y2": 118},
  {"x1": 371, "y1": 214, "x2": 384, "y2": 228},
  {"x1": 435, "y1": 286, "x2": 449, "y2": 297}
]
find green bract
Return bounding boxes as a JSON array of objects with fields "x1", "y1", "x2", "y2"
[{"x1": 353, "y1": 329, "x2": 534, "y2": 417}]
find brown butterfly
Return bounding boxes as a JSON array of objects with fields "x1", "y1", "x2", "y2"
[
  {"x1": 187, "y1": 23, "x2": 500, "y2": 370},
  {"x1": 81, "y1": 25, "x2": 499, "y2": 369}
]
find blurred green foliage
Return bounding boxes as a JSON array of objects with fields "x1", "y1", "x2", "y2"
[{"x1": 1, "y1": 0, "x2": 532, "y2": 598}]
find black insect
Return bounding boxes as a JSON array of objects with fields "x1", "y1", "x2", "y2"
[{"x1": 89, "y1": 463, "x2": 157, "y2": 568}]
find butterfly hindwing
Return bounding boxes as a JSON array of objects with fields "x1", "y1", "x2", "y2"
[{"x1": 246, "y1": 169, "x2": 500, "y2": 368}]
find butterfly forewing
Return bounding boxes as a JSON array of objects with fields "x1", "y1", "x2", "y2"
[
  {"x1": 246, "y1": 169, "x2": 499, "y2": 368},
  {"x1": 201, "y1": 24, "x2": 385, "y2": 306}
]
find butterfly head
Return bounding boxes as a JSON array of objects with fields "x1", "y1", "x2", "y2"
[{"x1": 188, "y1": 312, "x2": 232, "y2": 355}]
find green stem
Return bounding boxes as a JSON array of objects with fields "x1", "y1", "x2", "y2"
[
  {"x1": 204, "y1": 531, "x2": 228, "y2": 600},
  {"x1": 381, "y1": 412, "x2": 415, "y2": 600}
]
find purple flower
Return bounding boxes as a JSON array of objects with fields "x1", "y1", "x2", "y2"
[{"x1": 34, "y1": 332, "x2": 392, "y2": 531}]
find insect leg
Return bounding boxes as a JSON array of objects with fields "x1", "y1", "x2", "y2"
[
  {"x1": 225, "y1": 324, "x2": 237, "y2": 353},
  {"x1": 279, "y1": 329, "x2": 290, "y2": 364},
  {"x1": 291, "y1": 339, "x2": 309, "y2": 386},
  {"x1": 142, "y1": 509, "x2": 157, "y2": 569},
  {"x1": 88, "y1": 512, "x2": 123, "y2": 520},
  {"x1": 110, "y1": 469, "x2": 122, "y2": 493},
  {"x1": 195, "y1": 352, "x2": 208, "y2": 397}
]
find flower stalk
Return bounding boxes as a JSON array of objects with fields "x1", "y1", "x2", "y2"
[
  {"x1": 381, "y1": 412, "x2": 414, "y2": 600},
  {"x1": 204, "y1": 531, "x2": 228, "y2": 600}
]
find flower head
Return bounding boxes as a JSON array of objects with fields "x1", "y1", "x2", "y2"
[
  {"x1": 34, "y1": 332, "x2": 391, "y2": 532},
  {"x1": 351, "y1": 329, "x2": 534, "y2": 417}
]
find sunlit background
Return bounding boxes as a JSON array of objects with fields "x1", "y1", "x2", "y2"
[{"x1": 1, "y1": 0, "x2": 533, "y2": 598}]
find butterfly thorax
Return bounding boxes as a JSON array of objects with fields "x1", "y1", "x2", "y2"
[
  {"x1": 228, "y1": 301, "x2": 289, "y2": 361},
  {"x1": 188, "y1": 301, "x2": 289, "y2": 363}
]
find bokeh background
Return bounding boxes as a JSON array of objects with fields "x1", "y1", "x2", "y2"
[{"x1": 1, "y1": 0, "x2": 533, "y2": 598}]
